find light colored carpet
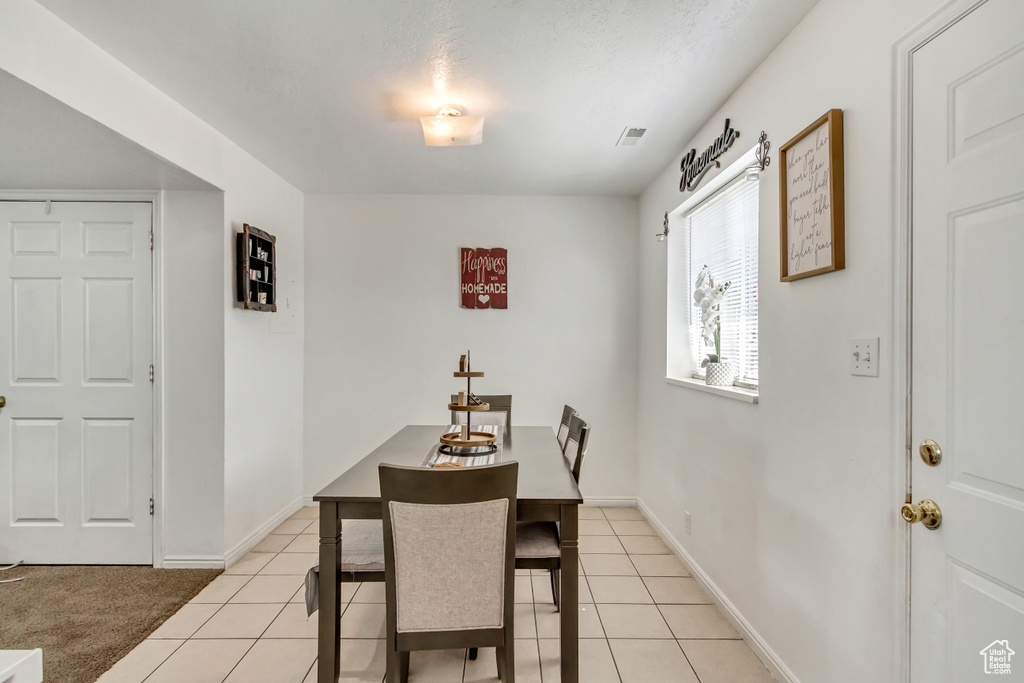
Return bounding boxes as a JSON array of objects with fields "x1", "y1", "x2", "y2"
[{"x1": 0, "y1": 565, "x2": 221, "y2": 683}]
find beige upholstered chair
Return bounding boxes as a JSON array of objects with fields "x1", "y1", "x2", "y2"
[
  {"x1": 303, "y1": 519, "x2": 385, "y2": 616},
  {"x1": 450, "y1": 394, "x2": 512, "y2": 428},
  {"x1": 556, "y1": 404, "x2": 577, "y2": 452},
  {"x1": 379, "y1": 462, "x2": 518, "y2": 683},
  {"x1": 515, "y1": 414, "x2": 590, "y2": 610}
]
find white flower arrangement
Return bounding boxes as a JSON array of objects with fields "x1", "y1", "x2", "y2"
[{"x1": 692, "y1": 266, "x2": 730, "y2": 368}]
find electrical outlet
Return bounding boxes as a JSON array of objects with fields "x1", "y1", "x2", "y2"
[
  {"x1": 850, "y1": 338, "x2": 879, "y2": 377},
  {"x1": 684, "y1": 511, "x2": 691, "y2": 535}
]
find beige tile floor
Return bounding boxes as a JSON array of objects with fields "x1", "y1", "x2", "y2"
[{"x1": 98, "y1": 506, "x2": 774, "y2": 683}]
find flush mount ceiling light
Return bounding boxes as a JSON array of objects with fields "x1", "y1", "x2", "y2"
[{"x1": 420, "y1": 106, "x2": 484, "y2": 146}]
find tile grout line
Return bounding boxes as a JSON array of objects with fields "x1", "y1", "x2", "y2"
[
  {"x1": 219, "y1": 546, "x2": 291, "y2": 683},
  {"x1": 611, "y1": 507, "x2": 707, "y2": 683},
  {"x1": 593, "y1": 507, "x2": 626, "y2": 683},
  {"x1": 528, "y1": 567, "x2": 546, "y2": 683},
  {"x1": 135, "y1": 638, "x2": 186, "y2": 683}
]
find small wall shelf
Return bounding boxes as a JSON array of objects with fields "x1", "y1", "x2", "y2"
[{"x1": 236, "y1": 223, "x2": 277, "y2": 312}]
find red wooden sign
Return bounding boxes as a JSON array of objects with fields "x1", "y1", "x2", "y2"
[{"x1": 461, "y1": 247, "x2": 507, "y2": 309}]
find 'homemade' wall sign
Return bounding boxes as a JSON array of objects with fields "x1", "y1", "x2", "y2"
[
  {"x1": 778, "y1": 109, "x2": 845, "y2": 281},
  {"x1": 679, "y1": 119, "x2": 741, "y2": 192},
  {"x1": 461, "y1": 247, "x2": 507, "y2": 309}
]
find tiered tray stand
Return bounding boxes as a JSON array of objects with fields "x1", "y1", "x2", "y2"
[{"x1": 440, "y1": 351, "x2": 497, "y2": 454}]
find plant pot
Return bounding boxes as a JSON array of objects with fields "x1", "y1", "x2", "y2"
[{"x1": 705, "y1": 362, "x2": 734, "y2": 386}]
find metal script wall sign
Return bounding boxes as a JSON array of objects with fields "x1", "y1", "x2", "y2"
[
  {"x1": 460, "y1": 247, "x2": 507, "y2": 309},
  {"x1": 679, "y1": 119, "x2": 741, "y2": 192}
]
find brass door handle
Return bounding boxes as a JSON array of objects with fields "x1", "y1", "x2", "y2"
[
  {"x1": 901, "y1": 499, "x2": 941, "y2": 529},
  {"x1": 0, "y1": 396, "x2": 5, "y2": 408}
]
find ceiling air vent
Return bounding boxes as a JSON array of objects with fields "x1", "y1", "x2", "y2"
[{"x1": 616, "y1": 127, "x2": 647, "y2": 147}]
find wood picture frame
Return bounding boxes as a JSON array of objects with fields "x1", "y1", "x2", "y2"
[
  {"x1": 235, "y1": 223, "x2": 277, "y2": 311},
  {"x1": 779, "y1": 108, "x2": 845, "y2": 281}
]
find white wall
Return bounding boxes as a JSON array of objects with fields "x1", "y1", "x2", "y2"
[
  {"x1": 636, "y1": 0, "x2": 940, "y2": 681},
  {"x1": 0, "y1": 0, "x2": 305, "y2": 564},
  {"x1": 304, "y1": 194, "x2": 638, "y2": 501},
  {"x1": 161, "y1": 191, "x2": 225, "y2": 561},
  {"x1": 223, "y1": 191, "x2": 305, "y2": 558}
]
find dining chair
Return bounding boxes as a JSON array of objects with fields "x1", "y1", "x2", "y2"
[
  {"x1": 379, "y1": 461, "x2": 518, "y2": 683},
  {"x1": 514, "y1": 414, "x2": 590, "y2": 610},
  {"x1": 450, "y1": 394, "x2": 512, "y2": 428},
  {"x1": 556, "y1": 404, "x2": 577, "y2": 452},
  {"x1": 303, "y1": 519, "x2": 385, "y2": 617}
]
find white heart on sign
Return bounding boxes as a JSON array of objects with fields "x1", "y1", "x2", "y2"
[{"x1": 478, "y1": 294, "x2": 490, "y2": 304}]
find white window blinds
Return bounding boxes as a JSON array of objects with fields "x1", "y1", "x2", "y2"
[{"x1": 686, "y1": 175, "x2": 759, "y2": 385}]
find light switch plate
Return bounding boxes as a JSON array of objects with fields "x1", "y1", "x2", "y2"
[{"x1": 851, "y1": 338, "x2": 879, "y2": 377}]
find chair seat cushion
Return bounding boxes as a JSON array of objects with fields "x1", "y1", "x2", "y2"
[
  {"x1": 515, "y1": 521, "x2": 560, "y2": 559},
  {"x1": 304, "y1": 519, "x2": 385, "y2": 616},
  {"x1": 340, "y1": 519, "x2": 385, "y2": 571}
]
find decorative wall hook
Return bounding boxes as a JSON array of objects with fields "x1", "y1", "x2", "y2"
[
  {"x1": 656, "y1": 211, "x2": 670, "y2": 242},
  {"x1": 755, "y1": 131, "x2": 771, "y2": 171},
  {"x1": 746, "y1": 131, "x2": 771, "y2": 180}
]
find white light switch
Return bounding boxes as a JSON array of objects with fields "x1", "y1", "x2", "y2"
[{"x1": 850, "y1": 338, "x2": 879, "y2": 377}]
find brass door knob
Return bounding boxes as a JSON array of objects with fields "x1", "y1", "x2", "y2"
[
  {"x1": 919, "y1": 439, "x2": 941, "y2": 466},
  {"x1": 0, "y1": 396, "x2": 5, "y2": 408},
  {"x1": 901, "y1": 499, "x2": 941, "y2": 529}
]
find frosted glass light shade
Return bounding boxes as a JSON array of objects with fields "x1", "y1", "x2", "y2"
[{"x1": 420, "y1": 111, "x2": 484, "y2": 146}]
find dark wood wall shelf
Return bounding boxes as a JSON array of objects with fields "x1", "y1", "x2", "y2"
[{"x1": 236, "y1": 223, "x2": 277, "y2": 312}]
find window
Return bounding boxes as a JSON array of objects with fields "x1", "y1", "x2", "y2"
[
  {"x1": 685, "y1": 175, "x2": 758, "y2": 386},
  {"x1": 666, "y1": 162, "x2": 759, "y2": 392}
]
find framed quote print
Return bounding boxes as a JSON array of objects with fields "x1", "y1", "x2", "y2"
[
  {"x1": 460, "y1": 247, "x2": 507, "y2": 309},
  {"x1": 779, "y1": 108, "x2": 845, "y2": 281}
]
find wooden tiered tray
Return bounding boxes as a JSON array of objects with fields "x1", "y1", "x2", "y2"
[{"x1": 440, "y1": 351, "x2": 497, "y2": 453}]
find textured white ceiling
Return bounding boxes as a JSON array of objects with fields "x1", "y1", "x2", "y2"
[
  {"x1": 0, "y1": 69, "x2": 215, "y2": 191},
  {"x1": 37, "y1": 0, "x2": 818, "y2": 196}
]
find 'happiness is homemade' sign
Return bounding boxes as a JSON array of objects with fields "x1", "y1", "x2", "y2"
[{"x1": 460, "y1": 247, "x2": 507, "y2": 309}]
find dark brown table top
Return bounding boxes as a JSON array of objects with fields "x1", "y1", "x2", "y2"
[{"x1": 314, "y1": 425, "x2": 583, "y2": 506}]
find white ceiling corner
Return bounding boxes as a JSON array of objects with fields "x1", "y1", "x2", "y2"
[{"x1": 0, "y1": 68, "x2": 216, "y2": 191}]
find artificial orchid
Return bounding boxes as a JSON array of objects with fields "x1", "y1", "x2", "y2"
[{"x1": 693, "y1": 266, "x2": 730, "y2": 368}]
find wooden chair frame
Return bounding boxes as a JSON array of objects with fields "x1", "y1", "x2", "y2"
[
  {"x1": 516, "y1": 415, "x2": 590, "y2": 610},
  {"x1": 379, "y1": 462, "x2": 518, "y2": 683},
  {"x1": 557, "y1": 405, "x2": 577, "y2": 452}
]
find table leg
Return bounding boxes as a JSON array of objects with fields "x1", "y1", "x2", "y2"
[
  {"x1": 318, "y1": 502, "x2": 342, "y2": 683},
  {"x1": 560, "y1": 503, "x2": 579, "y2": 683}
]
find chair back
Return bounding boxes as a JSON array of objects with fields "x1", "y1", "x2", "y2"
[
  {"x1": 556, "y1": 404, "x2": 577, "y2": 452},
  {"x1": 562, "y1": 415, "x2": 590, "y2": 484},
  {"x1": 451, "y1": 394, "x2": 512, "y2": 429},
  {"x1": 379, "y1": 462, "x2": 518, "y2": 635}
]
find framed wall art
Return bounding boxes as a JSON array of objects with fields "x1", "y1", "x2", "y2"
[
  {"x1": 460, "y1": 247, "x2": 507, "y2": 309},
  {"x1": 779, "y1": 108, "x2": 845, "y2": 281}
]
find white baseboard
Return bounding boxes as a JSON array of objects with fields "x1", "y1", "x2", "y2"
[
  {"x1": 161, "y1": 555, "x2": 224, "y2": 569},
  {"x1": 636, "y1": 498, "x2": 800, "y2": 683},
  {"x1": 223, "y1": 496, "x2": 305, "y2": 567},
  {"x1": 583, "y1": 496, "x2": 637, "y2": 508}
]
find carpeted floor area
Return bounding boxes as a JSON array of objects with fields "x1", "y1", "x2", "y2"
[{"x1": 0, "y1": 565, "x2": 221, "y2": 683}]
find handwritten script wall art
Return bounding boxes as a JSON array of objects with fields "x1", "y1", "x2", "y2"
[
  {"x1": 779, "y1": 109, "x2": 845, "y2": 281},
  {"x1": 461, "y1": 247, "x2": 507, "y2": 309},
  {"x1": 679, "y1": 119, "x2": 741, "y2": 192}
]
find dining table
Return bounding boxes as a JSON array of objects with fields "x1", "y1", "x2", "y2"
[{"x1": 313, "y1": 424, "x2": 583, "y2": 683}]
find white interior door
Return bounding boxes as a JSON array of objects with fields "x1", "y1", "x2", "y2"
[
  {"x1": 0, "y1": 201, "x2": 153, "y2": 564},
  {"x1": 911, "y1": 0, "x2": 1024, "y2": 680}
]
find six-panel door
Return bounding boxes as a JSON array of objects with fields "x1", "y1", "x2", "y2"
[
  {"x1": 911, "y1": 1, "x2": 1024, "y2": 679},
  {"x1": 0, "y1": 201, "x2": 153, "y2": 564}
]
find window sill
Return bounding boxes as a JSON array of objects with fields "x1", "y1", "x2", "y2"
[{"x1": 664, "y1": 376, "x2": 759, "y2": 404}]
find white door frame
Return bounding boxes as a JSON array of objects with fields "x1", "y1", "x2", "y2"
[
  {"x1": 892, "y1": 1, "x2": 989, "y2": 679},
  {"x1": 0, "y1": 190, "x2": 165, "y2": 567}
]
